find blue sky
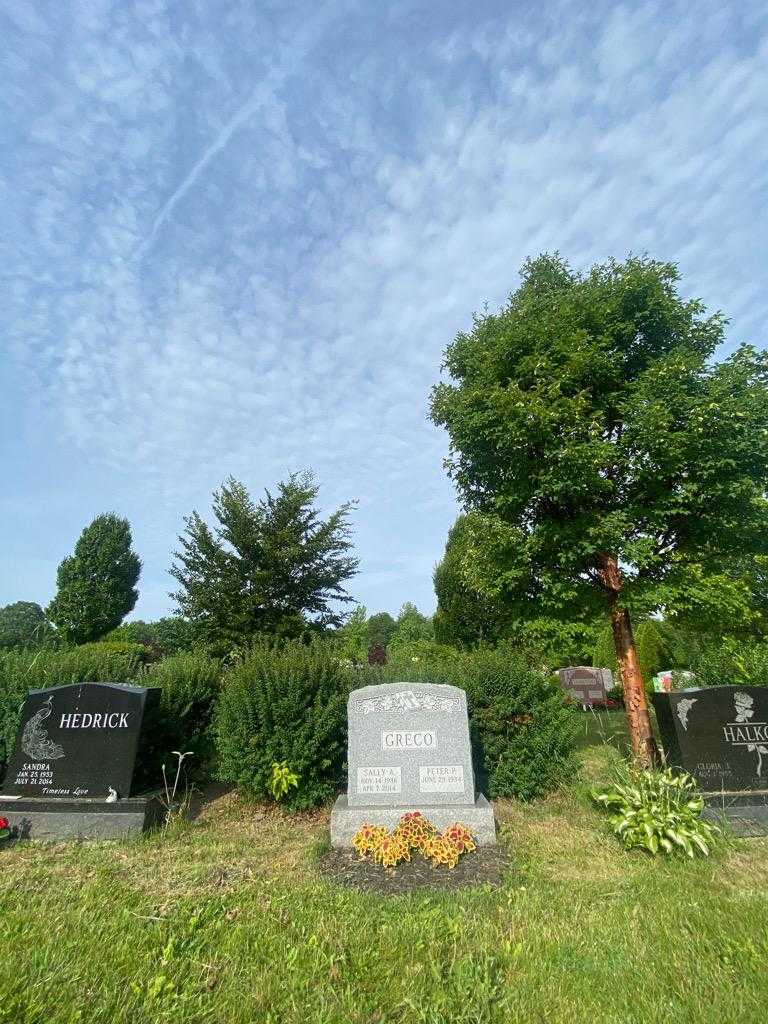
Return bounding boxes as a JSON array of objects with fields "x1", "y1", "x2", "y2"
[{"x1": 1, "y1": 0, "x2": 766, "y2": 622}]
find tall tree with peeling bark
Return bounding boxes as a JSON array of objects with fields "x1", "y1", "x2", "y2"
[{"x1": 430, "y1": 254, "x2": 768, "y2": 765}]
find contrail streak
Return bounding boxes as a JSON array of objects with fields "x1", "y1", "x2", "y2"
[{"x1": 135, "y1": 4, "x2": 344, "y2": 260}]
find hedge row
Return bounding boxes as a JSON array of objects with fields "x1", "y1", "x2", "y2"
[
  {"x1": 213, "y1": 641, "x2": 579, "y2": 807},
  {"x1": 1, "y1": 639, "x2": 579, "y2": 808}
]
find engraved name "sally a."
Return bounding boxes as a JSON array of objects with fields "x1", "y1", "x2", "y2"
[{"x1": 59, "y1": 712, "x2": 130, "y2": 729}]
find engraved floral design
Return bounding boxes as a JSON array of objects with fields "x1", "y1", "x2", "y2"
[
  {"x1": 733, "y1": 692, "x2": 767, "y2": 777},
  {"x1": 355, "y1": 690, "x2": 460, "y2": 715},
  {"x1": 734, "y1": 691, "x2": 755, "y2": 724},
  {"x1": 675, "y1": 697, "x2": 697, "y2": 731}
]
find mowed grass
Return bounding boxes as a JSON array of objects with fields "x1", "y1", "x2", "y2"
[{"x1": 2, "y1": 747, "x2": 768, "y2": 1024}]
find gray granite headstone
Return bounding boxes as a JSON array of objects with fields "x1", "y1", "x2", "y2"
[{"x1": 330, "y1": 681, "x2": 496, "y2": 845}]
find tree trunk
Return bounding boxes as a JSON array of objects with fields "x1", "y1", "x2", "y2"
[{"x1": 598, "y1": 555, "x2": 659, "y2": 767}]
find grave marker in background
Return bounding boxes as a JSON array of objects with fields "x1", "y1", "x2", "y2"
[{"x1": 557, "y1": 666, "x2": 614, "y2": 706}]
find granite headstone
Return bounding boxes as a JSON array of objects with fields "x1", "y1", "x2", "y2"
[
  {"x1": 557, "y1": 666, "x2": 614, "y2": 706},
  {"x1": 330, "y1": 681, "x2": 496, "y2": 845},
  {"x1": 653, "y1": 686, "x2": 768, "y2": 835},
  {"x1": 0, "y1": 682, "x2": 163, "y2": 840}
]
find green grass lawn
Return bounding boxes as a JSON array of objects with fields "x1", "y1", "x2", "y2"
[{"x1": 3, "y1": 746, "x2": 768, "y2": 1024}]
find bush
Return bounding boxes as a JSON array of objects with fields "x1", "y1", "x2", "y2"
[
  {"x1": 105, "y1": 618, "x2": 199, "y2": 658},
  {"x1": 689, "y1": 640, "x2": 768, "y2": 688},
  {"x1": 0, "y1": 602, "x2": 54, "y2": 650},
  {"x1": 358, "y1": 645, "x2": 579, "y2": 801},
  {"x1": 213, "y1": 641, "x2": 349, "y2": 811},
  {"x1": 141, "y1": 652, "x2": 222, "y2": 771},
  {"x1": 0, "y1": 643, "x2": 143, "y2": 777}
]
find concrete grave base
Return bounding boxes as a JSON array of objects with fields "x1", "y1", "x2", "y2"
[
  {"x1": 0, "y1": 791, "x2": 165, "y2": 841},
  {"x1": 702, "y1": 789, "x2": 768, "y2": 837},
  {"x1": 330, "y1": 793, "x2": 497, "y2": 846}
]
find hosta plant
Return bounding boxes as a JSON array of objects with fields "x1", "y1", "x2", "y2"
[
  {"x1": 352, "y1": 813, "x2": 477, "y2": 869},
  {"x1": 591, "y1": 764, "x2": 722, "y2": 857}
]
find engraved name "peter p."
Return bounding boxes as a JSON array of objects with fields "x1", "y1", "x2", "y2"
[{"x1": 59, "y1": 712, "x2": 130, "y2": 729}]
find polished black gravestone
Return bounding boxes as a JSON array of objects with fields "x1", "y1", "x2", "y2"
[
  {"x1": 0, "y1": 682, "x2": 163, "y2": 839},
  {"x1": 653, "y1": 686, "x2": 768, "y2": 836}
]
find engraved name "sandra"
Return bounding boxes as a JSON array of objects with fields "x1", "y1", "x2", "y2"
[{"x1": 59, "y1": 712, "x2": 130, "y2": 729}]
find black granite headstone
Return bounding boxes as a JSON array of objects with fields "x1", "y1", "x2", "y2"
[
  {"x1": 653, "y1": 686, "x2": 768, "y2": 792},
  {"x1": 2, "y1": 682, "x2": 160, "y2": 800}
]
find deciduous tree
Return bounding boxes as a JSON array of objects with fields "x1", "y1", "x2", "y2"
[
  {"x1": 0, "y1": 601, "x2": 52, "y2": 649},
  {"x1": 431, "y1": 254, "x2": 768, "y2": 763},
  {"x1": 47, "y1": 514, "x2": 141, "y2": 644}
]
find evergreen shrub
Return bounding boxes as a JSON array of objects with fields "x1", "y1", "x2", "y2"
[
  {"x1": 213, "y1": 641, "x2": 349, "y2": 811},
  {"x1": 142, "y1": 652, "x2": 222, "y2": 771}
]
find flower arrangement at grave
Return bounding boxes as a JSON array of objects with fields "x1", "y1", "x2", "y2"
[
  {"x1": 352, "y1": 812, "x2": 477, "y2": 869},
  {"x1": 0, "y1": 816, "x2": 12, "y2": 844}
]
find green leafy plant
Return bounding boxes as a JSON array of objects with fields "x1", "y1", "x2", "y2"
[
  {"x1": 591, "y1": 764, "x2": 722, "y2": 856},
  {"x1": 268, "y1": 761, "x2": 299, "y2": 802},
  {"x1": 214, "y1": 640, "x2": 348, "y2": 811},
  {"x1": 46, "y1": 513, "x2": 141, "y2": 644}
]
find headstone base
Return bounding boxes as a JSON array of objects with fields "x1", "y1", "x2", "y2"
[
  {"x1": 0, "y1": 791, "x2": 164, "y2": 841},
  {"x1": 330, "y1": 793, "x2": 497, "y2": 847},
  {"x1": 702, "y1": 789, "x2": 768, "y2": 837}
]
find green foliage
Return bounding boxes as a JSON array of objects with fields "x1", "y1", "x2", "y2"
[
  {"x1": 366, "y1": 611, "x2": 396, "y2": 648},
  {"x1": 335, "y1": 605, "x2": 369, "y2": 663},
  {"x1": 591, "y1": 764, "x2": 721, "y2": 856},
  {"x1": 430, "y1": 251, "x2": 768, "y2": 645},
  {"x1": 433, "y1": 515, "x2": 510, "y2": 647},
  {"x1": 105, "y1": 617, "x2": 199, "y2": 658},
  {"x1": 388, "y1": 603, "x2": 434, "y2": 659},
  {"x1": 143, "y1": 652, "x2": 222, "y2": 767},
  {"x1": 170, "y1": 473, "x2": 358, "y2": 652},
  {"x1": 461, "y1": 647, "x2": 580, "y2": 800},
  {"x1": 47, "y1": 513, "x2": 141, "y2": 645},
  {"x1": 268, "y1": 761, "x2": 300, "y2": 802},
  {"x1": 689, "y1": 640, "x2": 768, "y2": 688},
  {"x1": 505, "y1": 616, "x2": 601, "y2": 669},
  {"x1": 0, "y1": 643, "x2": 143, "y2": 774},
  {"x1": 213, "y1": 641, "x2": 349, "y2": 811},
  {"x1": 0, "y1": 602, "x2": 53, "y2": 650}
]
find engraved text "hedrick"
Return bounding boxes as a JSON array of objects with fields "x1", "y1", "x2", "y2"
[{"x1": 59, "y1": 713, "x2": 130, "y2": 729}]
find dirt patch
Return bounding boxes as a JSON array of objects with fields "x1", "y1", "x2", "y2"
[{"x1": 318, "y1": 845, "x2": 511, "y2": 894}]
